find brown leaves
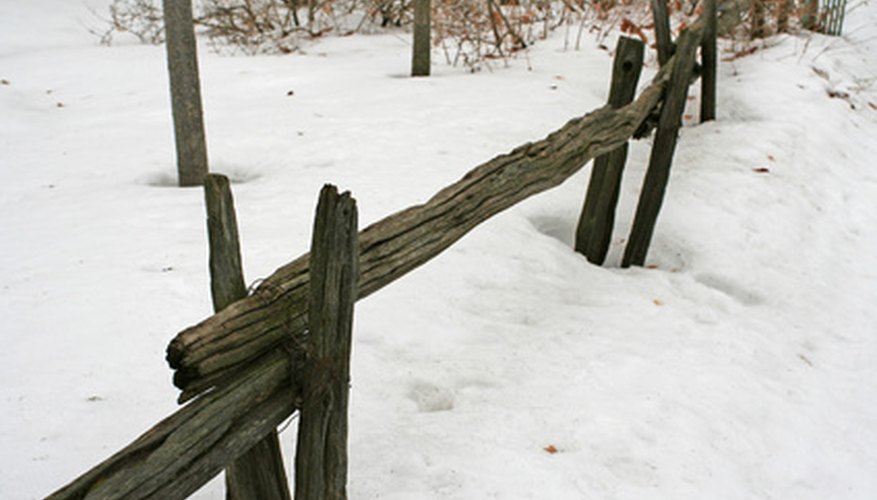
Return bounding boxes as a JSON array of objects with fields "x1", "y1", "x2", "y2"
[
  {"x1": 620, "y1": 18, "x2": 648, "y2": 44},
  {"x1": 752, "y1": 167, "x2": 770, "y2": 174},
  {"x1": 544, "y1": 444, "x2": 559, "y2": 454}
]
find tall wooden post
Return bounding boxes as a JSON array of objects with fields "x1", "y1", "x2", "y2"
[
  {"x1": 411, "y1": 0, "x2": 431, "y2": 76},
  {"x1": 622, "y1": 28, "x2": 700, "y2": 268},
  {"x1": 701, "y1": 0, "x2": 717, "y2": 122},
  {"x1": 204, "y1": 174, "x2": 292, "y2": 500},
  {"x1": 163, "y1": 0, "x2": 209, "y2": 187},
  {"x1": 650, "y1": 0, "x2": 673, "y2": 66},
  {"x1": 574, "y1": 37, "x2": 644, "y2": 265},
  {"x1": 295, "y1": 185, "x2": 358, "y2": 500}
]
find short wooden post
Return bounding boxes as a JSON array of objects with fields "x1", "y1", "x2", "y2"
[
  {"x1": 295, "y1": 185, "x2": 358, "y2": 500},
  {"x1": 574, "y1": 36, "x2": 644, "y2": 265},
  {"x1": 621, "y1": 28, "x2": 700, "y2": 268},
  {"x1": 701, "y1": 0, "x2": 717, "y2": 122},
  {"x1": 204, "y1": 174, "x2": 292, "y2": 500},
  {"x1": 411, "y1": 0, "x2": 431, "y2": 77},
  {"x1": 650, "y1": 0, "x2": 673, "y2": 67},
  {"x1": 162, "y1": 0, "x2": 209, "y2": 187}
]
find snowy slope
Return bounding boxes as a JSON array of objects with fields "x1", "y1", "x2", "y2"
[{"x1": 1, "y1": 1, "x2": 876, "y2": 498}]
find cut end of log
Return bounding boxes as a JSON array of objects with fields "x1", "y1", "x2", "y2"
[{"x1": 167, "y1": 339, "x2": 185, "y2": 369}]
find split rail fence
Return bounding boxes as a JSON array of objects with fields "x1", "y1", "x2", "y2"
[{"x1": 48, "y1": 2, "x2": 727, "y2": 498}]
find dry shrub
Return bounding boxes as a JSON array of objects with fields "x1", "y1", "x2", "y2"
[{"x1": 93, "y1": 0, "x2": 840, "y2": 67}]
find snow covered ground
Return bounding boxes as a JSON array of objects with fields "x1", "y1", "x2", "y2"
[{"x1": 2, "y1": 1, "x2": 877, "y2": 498}]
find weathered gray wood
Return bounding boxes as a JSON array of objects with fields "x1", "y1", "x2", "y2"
[
  {"x1": 205, "y1": 174, "x2": 248, "y2": 312},
  {"x1": 46, "y1": 349, "x2": 295, "y2": 500},
  {"x1": 295, "y1": 186, "x2": 358, "y2": 500},
  {"x1": 650, "y1": 0, "x2": 673, "y2": 67},
  {"x1": 575, "y1": 36, "x2": 645, "y2": 265},
  {"x1": 203, "y1": 174, "x2": 292, "y2": 500},
  {"x1": 411, "y1": 0, "x2": 431, "y2": 77},
  {"x1": 167, "y1": 74, "x2": 674, "y2": 398},
  {"x1": 226, "y1": 435, "x2": 291, "y2": 500},
  {"x1": 162, "y1": 0, "x2": 209, "y2": 187},
  {"x1": 701, "y1": 0, "x2": 717, "y2": 122},
  {"x1": 621, "y1": 26, "x2": 701, "y2": 268},
  {"x1": 166, "y1": 17, "x2": 718, "y2": 400},
  {"x1": 47, "y1": 15, "x2": 724, "y2": 500}
]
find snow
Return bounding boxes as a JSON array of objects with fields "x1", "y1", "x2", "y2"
[{"x1": 2, "y1": 1, "x2": 877, "y2": 498}]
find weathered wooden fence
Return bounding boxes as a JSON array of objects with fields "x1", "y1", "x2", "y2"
[
  {"x1": 804, "y1": 0, "x2": 848, "y2": 35},
  {"x1": 47, "y1": 3, "x2": 727, "y2": 497},
  {"x1": 819, "y1": 0, "x2": 847, "y2": 35}
]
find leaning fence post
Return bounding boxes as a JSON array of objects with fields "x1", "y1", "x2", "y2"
[
  {"x1": 295, "y1": 185, "x2": 358, "y2": 500},
  {"x1": 650, "y1": 0, "x2": 673, "y2": 66},
  {"x1": 574, "y1": 36, "x2": 644, "y2": 265},
  {"x1": 204, "y1": 174, "x2": 292, "y2": 500},
  {"x1": 621, "y1": 27, "x2": 701, "y2": 268},
  {"x1": 701, "y1": 0, "x2": 717, "y2": 122}
]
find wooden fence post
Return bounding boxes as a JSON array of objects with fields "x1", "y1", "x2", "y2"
[
  {"x1": 650, "y1": 0, "x2": 673, "y2": 66},
  {"x1": 574, "y1": 36, "x2": 644, "y2": 265},
  {"x1": 621, "y1": 28, "x2": 701, "y2": 268},
  {"x1": 162, "y1": 0, "x2": 209, "y2": 187},
  {"x1": 295, "y1": 185, "x2": 358, "y2": 500},
  {"x1": 204, "y1": 174, "x2": 292, "y2": 500},
  {"x1": 411, "y1": 0, "x2": 431, "y2": 76},
  {"x1": 701, "y1": 0, "x2": 717, "y2": 122}
]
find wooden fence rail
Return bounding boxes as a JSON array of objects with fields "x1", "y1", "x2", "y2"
[{"x1": 48, "y1": 5, "x2": 735, "y2": 497}]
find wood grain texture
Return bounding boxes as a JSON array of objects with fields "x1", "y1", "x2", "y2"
[
  {"x1": 205, "y1": 174, "x2": 247, "y2": 313},
  {"x1": 575, "y1": 36, "x2": 645, "y2": 265},
  {"x1": 204, "y1": 174, "x2": 292, "y2": 500},
  {"x1": 162, "y1": 0, "x2": 208, "y2": 187},
  {"x1": 651, "y1": 0, "x2": 673, "y2": 67},
  {"x1": 295, "y1": 186, "x2": 358, "y2": 500},
  {"x1": 165, "y1": 51, "x2": 686, "y2": 398},
  {"x1": 46, "y1": 350, "x2": 294, "y2": 500},
  {"x1": 48, "y1": 13, "x2": 730, "y2": 500},
  {"x1": 622, "y1": 26, "x2": 701, "y2": 268}
]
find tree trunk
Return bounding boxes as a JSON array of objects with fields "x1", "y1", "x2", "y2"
[
  {"x1": 162, "y1": 0, "x2": 209, "y2": 187},
  {"x1": 412, "y1": 0, "x2": 431, "y2": 76}
]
